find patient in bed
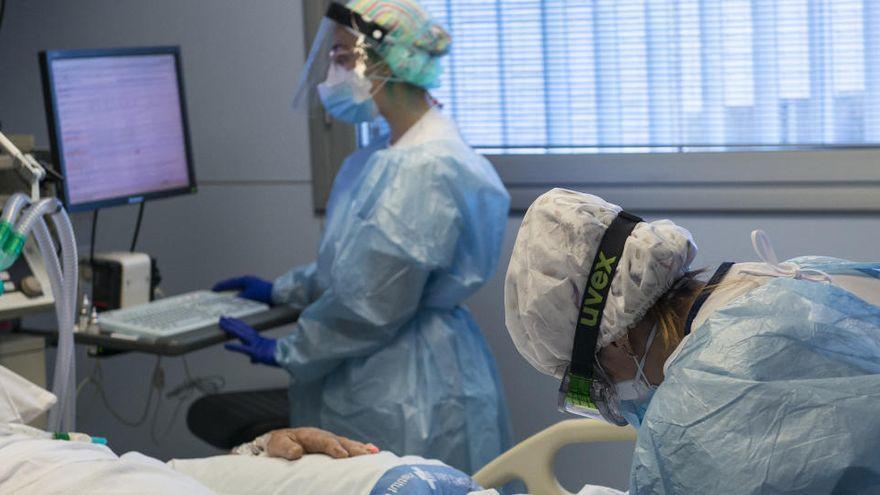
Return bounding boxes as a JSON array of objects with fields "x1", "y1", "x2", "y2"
[{"x1": 0, "y1": 364, "x2": 482, "y2": 495}]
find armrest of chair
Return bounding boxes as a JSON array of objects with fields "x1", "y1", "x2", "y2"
[
  {"x1": 187, "y1": 388, "x2": 289, "y2": 450},
  {"x1": 472, "y1": 419, "x2": 636, "y2": 495}
]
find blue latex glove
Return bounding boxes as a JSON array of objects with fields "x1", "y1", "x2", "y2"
[
  {"x1": 220, "y1": 317, "x2": 278, "y2": 367},
  {"x1": 213, "y1": 276, "x2": 274, "y2": 305}
]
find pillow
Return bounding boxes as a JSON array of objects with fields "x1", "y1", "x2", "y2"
[{"x1": 0, "y1": 365, "x2": 56, "y2": 425}]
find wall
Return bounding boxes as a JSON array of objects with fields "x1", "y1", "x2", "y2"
[{"x1": 2, "y1": 1, "x2": 880, "y2": 493}]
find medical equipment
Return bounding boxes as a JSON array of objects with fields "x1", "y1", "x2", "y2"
[
  {"x1": 98, "y1": 291, "x2": 268, "y2": 338},
  {"x1": 2, "y1": 423, "x2": 107, "y2": 445},
  {"x1": 88, "y1": 251, "x2": 155, "y2": 311},
  {"x1": 0, "y1": 242, "x2": 54, "y2": 320},
  {"x1": 0, "y1": 133, "x2": 45, "y2": 201},
  {"x1": 0, "y1": 132, "x2": 78, "y2": 434},
  {"x1": 40, "y1": 46, "x2": 197, "y2": 213}
]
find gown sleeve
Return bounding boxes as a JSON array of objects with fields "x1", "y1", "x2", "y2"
[
  {"x1": 275, "y1": 151, "x2": 462, "y2": 382},
  {"x1": 272, "y1": 262, "x2": 321, "y2": 311}
]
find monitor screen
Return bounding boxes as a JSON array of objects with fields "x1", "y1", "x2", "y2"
[{"x1": 41, "y1": 47, "x2": 196, "y2": 212}]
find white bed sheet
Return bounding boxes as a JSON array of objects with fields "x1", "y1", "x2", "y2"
[
  {"x1": 0, "y1": 426, "x2": 485, "y2": 495},
  {"x1": 170, "y1": 451, "x2": 482, "y2": 495},
  {"x1": 0, "y1": 431, "x2": 213, "y2": 494}
]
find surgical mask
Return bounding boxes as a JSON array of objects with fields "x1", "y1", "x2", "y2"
[
  {"x1": 317, "y1": 63, "x2": 379, "y2": 124},
  {"x1": 615, "y1": 324, "x2": 658, "y2": 428}
]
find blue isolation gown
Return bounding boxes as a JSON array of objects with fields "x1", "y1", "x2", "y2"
[
  {"x1": 630, "y1": 257, "x2": 880, "y2": 494},
  {"x1": 270, "y1": 109, "x2": 511, "y2": 474}
]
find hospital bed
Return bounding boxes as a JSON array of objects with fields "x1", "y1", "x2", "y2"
[
  {"x1": 2, "y1": 358, "x2": 637, "y2": 494},
  {"x1": 0, "y1": 417, "x2": 636, "y2": 495},
  {"x1": 474, "y1": 419, "x2": 636, "y2": 495}
]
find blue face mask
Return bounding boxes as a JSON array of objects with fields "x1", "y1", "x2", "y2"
[
  {"x1": 618, "y1": 388, "x2": 657, "y2": 429},
  {"x1": 317, "y1": 65, "x2": 379, "y2": 124},
  {"x1": 614, "y1": 324, "x2": 658, "y2": 429}
]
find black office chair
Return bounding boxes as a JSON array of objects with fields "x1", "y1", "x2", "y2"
[{"x1": 187, "y1": 388, "x2": 289, "y2": 450}]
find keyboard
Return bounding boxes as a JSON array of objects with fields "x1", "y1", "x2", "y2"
[{"x1": 98, "y1": 290, "x2": 269, "y2": 338}]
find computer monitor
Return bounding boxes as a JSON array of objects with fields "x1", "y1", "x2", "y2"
[{"x1": 40, "y1": 46, "x2": 197, "y2": 212}]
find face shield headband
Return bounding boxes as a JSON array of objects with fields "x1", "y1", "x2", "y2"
[
  {"x1": 558, "y1": 210, "x2": 643, "y2": 426},
  {"x1": 325, "y1": 3, "x2": 389, "y2": 47}
]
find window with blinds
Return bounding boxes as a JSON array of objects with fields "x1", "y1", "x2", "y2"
[{"x1": 412, "y1": 0, "x2": 880, "y2": 153}]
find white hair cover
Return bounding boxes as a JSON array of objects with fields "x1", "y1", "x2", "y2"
[{"x1": 504, "y1": 189, "x2": 697, "y2": 379}]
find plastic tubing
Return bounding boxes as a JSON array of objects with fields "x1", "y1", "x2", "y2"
[
  {"x1": 0, "y1": 194, "x2": 30, "y2": 270},
  {"x1": 14, "y1": 198, "x2": 60, "y2": 238},
  {"x1": 32, "y1": 218, "x2": 68, "y2": 431},
  {"x1": 4, "y1": 197, "x2": 79, "y2": 430},
  {"x1": 22, "y1": 199, "x2": 77, "y2": 432},
  {"x1": 48, "y1": 207, "x2": 78, "y2": 430},
  {"x1": 1, "y1": 192, "x2": 29, "y2": 225}
]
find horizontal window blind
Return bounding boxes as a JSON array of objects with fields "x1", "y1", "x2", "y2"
[{"x1": 413, "y1": 0, "x2": 880, "y2": 152}]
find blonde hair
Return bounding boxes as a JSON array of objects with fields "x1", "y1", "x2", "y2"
[{"x1": 647, "y1": 270, "x2": 706, "y2": 352}]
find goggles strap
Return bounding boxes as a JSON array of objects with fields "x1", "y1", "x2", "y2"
[
  {"x1": 569, "y1": 210, "x2": 643, "y2": 380},
  {"x1": 682, "y1": 261, "x2": 734, "y2": 336}
]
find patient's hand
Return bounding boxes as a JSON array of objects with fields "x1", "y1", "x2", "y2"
[{"x1": 265, "y1": 427, "x2": 378, "y2": 461}]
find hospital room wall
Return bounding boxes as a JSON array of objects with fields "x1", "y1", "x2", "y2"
[{"x1": 2, "y1": 1, "x2": 880, "y2": 492}]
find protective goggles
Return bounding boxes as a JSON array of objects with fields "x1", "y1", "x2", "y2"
[
  {"x1": 558, "y1": 210, "x2": 643, "y2": 426},
  {"x1": 292, "y1": 2, "x2": 389, "y2": 114}
]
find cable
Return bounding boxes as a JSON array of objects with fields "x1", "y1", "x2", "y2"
[
  {"x1": 157, "y1": 356, "x2": 225, "y2": 444},
  {"x1": 80, "y1": 358, "x2": 165, "y2": 428},
  {"x1": 0, "y1": 0, "x2": 7, "y2": 38},
  {"x1": 89, "y1": 209, "x2": 98, "y2": 263},
  {"x1": 130, "y1": 202, "x2": 145, "y2": 252},
  {"x1": 89, "y1": 209, "x2": 99, "y2": 303},
  {"x1": 77, "y1": 355, "x2": 224, "y2": 445}
]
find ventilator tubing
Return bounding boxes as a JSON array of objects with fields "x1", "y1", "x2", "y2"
[
  {"x1": 0, "y1": 193, "x2": 31, "y2": 271},
  {"x1": 12, "y1": 198, "x2": 79, "y2": 432}
]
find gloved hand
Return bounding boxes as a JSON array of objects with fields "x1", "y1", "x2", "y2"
[
  {"x1": 220, "y1": 317, "x2": 278, "y2": 367},
  {"x1": 213, "y1": 276, "x2": 274, "y2": 305}
]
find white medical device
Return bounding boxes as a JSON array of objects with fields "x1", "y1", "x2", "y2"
[
  {"x1": 88, "y1": 252, "x2": 154, "y2": 310},
  {"x1": 98, "y1": 291, "x2": 268, "y2": 338},
  {"x1": 0, "y1": 130, "x2": 78, "y2": 433}
]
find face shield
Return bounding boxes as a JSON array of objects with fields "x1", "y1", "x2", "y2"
[{"x1": 293, "y1": 3, "x2": 391, "y2": 117}]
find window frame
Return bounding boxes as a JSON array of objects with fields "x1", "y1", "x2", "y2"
[{"x1": 489, "y1": 148, "x2": 880, "y2": 213}]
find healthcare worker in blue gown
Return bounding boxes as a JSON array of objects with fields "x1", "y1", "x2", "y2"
[
  {"x1": 213, "y1": 0, "x2": 511, "y2": 474},
  {"x1": 505, "y1": 189, "x2": 880, "y2": 495}
]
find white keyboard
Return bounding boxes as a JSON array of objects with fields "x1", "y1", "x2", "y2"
[{"x1": 98, "y1": 290, "x2": 269, "y2": 338}]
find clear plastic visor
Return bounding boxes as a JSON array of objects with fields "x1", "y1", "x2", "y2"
[{"x1": 292, "y1": 15, "x2": 388, "y2": 116}]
